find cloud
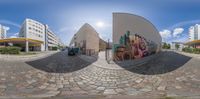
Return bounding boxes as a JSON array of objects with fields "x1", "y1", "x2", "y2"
[
  {"x1": 9, "y1": 36, "x2": 17, "y2": 38},
  {"x1": 168, "y1": 20, "x2": 200, "y2": 30},
  {"x1": 173, "y1": 28, "x2": 184, "y2": 37},
  {"x1": 55, "y1": 27, "x2": 79, "y2": 45},
  {"x1": 159, "y1": 29, "x2": 171, "y2": 39},
  {"x1": 0, "y1": 20, "x2": 20, "y2": 28},
  {"x1": 13, "y1": 32, "x2": 19, "y2": 36},
  {"x1": 9, "y1": 32, "x2": 19, "y2": 38}
]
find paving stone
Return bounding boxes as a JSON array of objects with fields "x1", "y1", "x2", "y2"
[
  {"x1": 115, "y1": 88, "x2": 124, "y2": 93},
  {"x1": 157, "y1": 85, "x2": 166, "y2": 91},
  {"x1": 0, "y1": 85, "x2": 7, "y2": 89},
  {"x1": 175, "y1": 86, "x2": 182, "y2": 89},
  {"x1": 0, "y1": 51, "x2": 200, "y2": 98},
  {"x1": 96, "y1": 87, "x2": 105, "y2": 91},
  {"x1": 103, "y1": 89, "x2": 117, "y2": 95},
  {"x1": 140, "y1": 86, "x2": 152, "y2": 92},
  {"x1": 39, "y1": 85, "x2": 47, "y2": 89},
  {"x1": 135, "y1": 78, "x2": 143, "y2": 83},
  {"x1": 125, "y1": 88, "x2": 140, "y2": 95}
]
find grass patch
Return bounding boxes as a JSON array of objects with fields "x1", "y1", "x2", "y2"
[
  {"x1": 161, "y1": 96, "x2": 187, "y2": 99},
  {"x1": 19, "y1": 52, "x2": 37, "y2": 55},
  {"x1": 0, "y1": 47, "x2": 21, "y2": 54}
]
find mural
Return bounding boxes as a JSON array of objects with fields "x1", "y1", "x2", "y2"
[{"x1": 113, "y1": 31, "x2": 158, "y2": 61}]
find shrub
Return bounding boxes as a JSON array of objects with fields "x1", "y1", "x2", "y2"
[
  {"x1": 183, "y1": 47, "x2": 200, "y2": 54},
  {"x1": 162, "y1": 42, "x2": 170, "y2": 49},
  {"x1": 193, "y1": 48, "x2": 200, "y2": 54},
  {"x1": 52, "y1": 47, "x2": 58, "y2": 51},
  {"x1": 0, "y1": 47, "x2": 21, "y2": 54}
]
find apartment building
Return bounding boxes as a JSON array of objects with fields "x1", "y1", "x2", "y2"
[
  {"x1": 0, "y1": 19, "x2": 63, "y2": 52},
  {"x1": 189, "y1": 24, "x2": 200, "y2": 41},
  {"x1": 0, "y1": 24, "x2": 9, "y2": 39},
  {"x1": 19, "y1": 18, "x2": 46, "y2": 52},
  {"x1": 45, "y1": 25, "x2": 61, "y2": 51},
  {"x1": 186, "y1": 24, "x2": 200, "y2": 48}
]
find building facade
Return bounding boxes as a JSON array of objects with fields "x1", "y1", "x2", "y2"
[
  {"x1": 171, "y1": 42, "x2": 184, "y2": 51},
  {"x1": 189, "y1": 24, "x2": 200, "y2": 41},
  {"x1": 189, "y1": 26, "x2": 194, "y2": 41},
  {"x1": 0, "y1": 24, "x2": 9, "y2": 39},
  {"x1": 70, "y1": 23, "x2": 99, "y2": 56},
  {"x1": 45, "y1": 25, "x2": 61, "y2": 51},
  {"x1": 18, "y1": 18, "x2": 62, "y2": 52},
  {"x1": 113, "y1": 13, "x2": 162, "y2": 61},
  {"x1": 19, "y1": 18, "x2": 45, "y2": 51},
  {"x1": 186, "y1": 24, "x2": 200, "y2": 48}
]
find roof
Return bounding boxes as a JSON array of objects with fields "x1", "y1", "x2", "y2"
[{"x1": 185, "y1": 40, "x2": 200, "y2": 45}]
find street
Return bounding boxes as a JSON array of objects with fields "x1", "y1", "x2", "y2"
[{"x1": 0, "y1": 51, "x2": 200, "y2": 98}]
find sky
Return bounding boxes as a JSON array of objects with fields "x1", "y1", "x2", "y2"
[{"x1": 0, "y1": 0, "x2": 200, "y2": 45}]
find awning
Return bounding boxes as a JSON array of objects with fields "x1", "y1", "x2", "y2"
[
  {"x1": 0, "y1": 38, "x2": 44, "y2": 44},
  {"x1": 185, "y1": 40, "x2": 200, "y2": 45}
]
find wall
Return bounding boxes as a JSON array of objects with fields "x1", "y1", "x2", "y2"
[
  {"x1": 70, "y1": 23, "x2": 99, "y2": 55},
  {"x1": 113, "y1": 13, "x2": 162, "y2": 61}
]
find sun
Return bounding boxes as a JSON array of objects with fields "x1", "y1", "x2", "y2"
[{"x1": 96, "y1": 21, "x2": 104, "y2": 28}]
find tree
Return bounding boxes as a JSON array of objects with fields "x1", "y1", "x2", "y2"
[
  {"x1": 162, "y1": 42, "x2": 170, "y2": 49},
  {"x1": 175, "y1": 44, "x2": 180, "y2": 50},
  {"x1": 162, "y1": 42, "x2": 167, "y2": 49},
  {"x1": 167, "y1": 44, "x2": 171, "y2": 49}
]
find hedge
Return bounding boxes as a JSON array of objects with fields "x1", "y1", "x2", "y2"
[
  {"x1": 0, "y1": 47, "x2": 21, "y2": 54},
  {"x1": 182, "y1": 47, "x2": 200, "y2": 54},
  {"x1": 52, "y1": 47, "x2": 58, "y2": 51}
]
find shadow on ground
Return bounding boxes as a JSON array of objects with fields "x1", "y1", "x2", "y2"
[
  {"x1": 26, "y1": 51, "x2": 97, "y2": 73},
  {"x1": 115, "y1": 51, "x2": 191, "y2": 75}
]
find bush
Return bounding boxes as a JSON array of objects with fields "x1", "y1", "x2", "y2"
[
  {"x1": 162, "y1": 42, "x2": 170, "y2": 49},
  {"x1": 0, "y1": 47, "x2": 21, "y2": 54},
  {"x1": 52, "y1": 47, "x2": 58, "y2": 51},
  {"x1": 183, "y1": 47, "x2": 200, "y2": 54},
  {"x1": 182, "y1": 47, "x2": 193, "y2": 53},
  {"x1": 193, "y1": 48, "x2": 200, "y2": 54}
]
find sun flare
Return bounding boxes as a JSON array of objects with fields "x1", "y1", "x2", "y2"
[{"x1": 96, "y1": 21, "x2": 104, "y2": 28}]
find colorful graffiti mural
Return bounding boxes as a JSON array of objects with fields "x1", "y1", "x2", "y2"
[{"x1": 113, "y1": 31, "x2": 158, "y2": 61}]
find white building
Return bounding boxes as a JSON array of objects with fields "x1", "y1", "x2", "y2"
[
  {"x1": 19, "y1": 18, "x2": 62, "y2": 52},
  {"x1": 189, "y1": 24, "x2": 200, "y2": 41},
  {"x1": 19, "y1": 18, "x2": 46, "y2": 51},
  {"x1": 189, "y1": 26, "x2": 194, "y2": 41},
  {"x1": 45, "y1": 25, "x2": 61, "y2": 51},
  {"x1": 171, "y1": 42, "x2": 184, "y2": 51},
  {"x1": 0, "y1": 24, "x2": 9, "y2": 39}
]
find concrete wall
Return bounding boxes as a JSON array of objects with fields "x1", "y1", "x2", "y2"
[
  {"x1": 113, "y1": 13, "x2": 161, "y2": 49},
  {"x1": 70, "y1": 23, "x2": 99, "y2": 54}
]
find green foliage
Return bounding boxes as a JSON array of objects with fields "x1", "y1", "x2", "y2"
[
  {"x1": 162, "y1": 42, "x2": 170, "y2": 49},
  {"x1": 167, "y1": 44, "x2": 171, "y2": 49},
  {"x1": 182, "y1": 47, "x2": 193, "y2": 53},
  {"x1": 52, "y1": 47, "x2": 58, "y2": 51},
  {"x1": 0, "y1": 47, "x2": 21, "y2": 54},
  {"x1": 182, "y1": 47, "x2": 200, "y2": 54},
  {"x1": 193, "y1": 48, "x2": 200, "y2": 54},
  {"x1": 175, "y1": 44, "x2": 180, "y2": 50}
]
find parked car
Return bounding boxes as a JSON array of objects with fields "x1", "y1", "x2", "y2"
[{"x1": 68, "y1": 48, "x2": 76, "y2": 56}]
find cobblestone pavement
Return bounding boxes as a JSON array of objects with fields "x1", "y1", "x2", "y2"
[{"x1": 0, "y1": 51, "x2": 200, "y2": 98}]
